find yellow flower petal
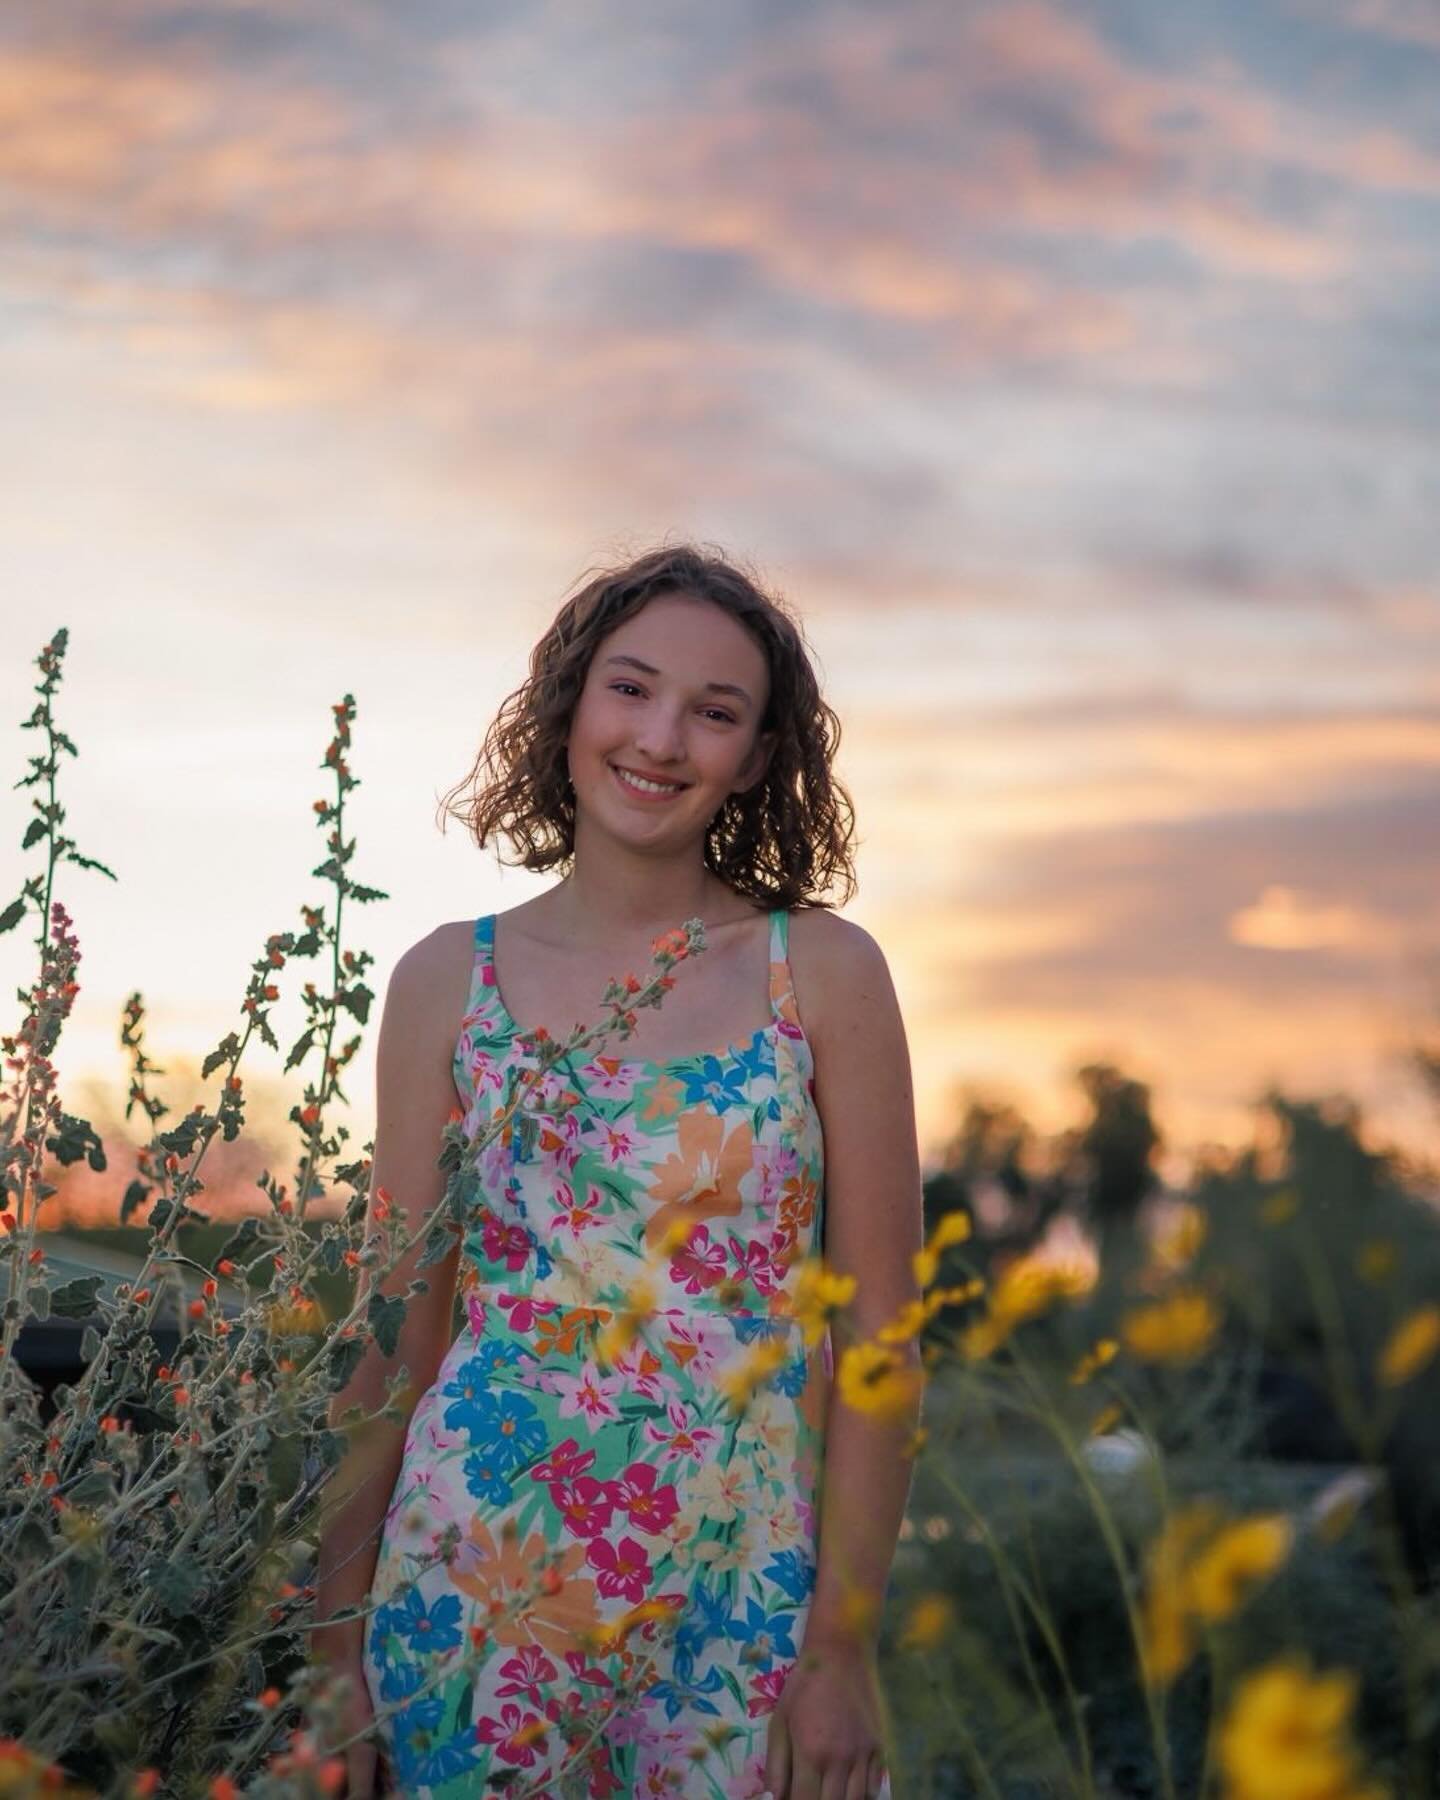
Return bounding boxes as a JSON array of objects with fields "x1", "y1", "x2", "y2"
[{"x1": 1377, "y1": 1304, "x2": 1440, "y2": 1387}]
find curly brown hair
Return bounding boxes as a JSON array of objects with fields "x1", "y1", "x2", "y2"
[{"x1": 436, "y1": 541, "x2": 858, "y2": 909}]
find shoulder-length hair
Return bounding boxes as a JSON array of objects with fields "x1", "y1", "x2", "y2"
[{"x1": 437, "y1": 542, "x2": 858, "y2": 909}]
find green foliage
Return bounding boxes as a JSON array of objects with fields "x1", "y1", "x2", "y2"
[{"x1": 4, "y1": 625, "x2": 1440, "y2": 1800}]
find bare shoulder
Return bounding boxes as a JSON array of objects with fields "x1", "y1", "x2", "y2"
[
  {"x1": 380, "y1": 919, "x2": 477, "y2": 1056},
  {"x1": 788, "y1": 905, "x2": 900, "y2": 1055}
]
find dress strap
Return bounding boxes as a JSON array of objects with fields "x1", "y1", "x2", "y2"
[
  {"x1": 768, "y1": 907, "x2": 794, "y2": 1025},
  {"x1": 462, "y1": 914, "x2": 499, "y2": 1027}
]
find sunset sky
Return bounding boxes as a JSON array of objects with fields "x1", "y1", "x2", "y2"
[{"x1": 3, "y1": 0, "x2": 1438, "y2": 1209}]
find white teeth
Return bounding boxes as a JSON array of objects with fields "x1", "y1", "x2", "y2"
[{"x1": 614, "y1": 767, "x2": 685, "y2": 795}]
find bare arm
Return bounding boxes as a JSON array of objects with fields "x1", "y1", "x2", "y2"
[
  {"x1": 765, "y1": 917, "x2": 925, "y2": 1798},
  {"x1": 312, "y1": 928, "x2": 466, "y2": 1675},
  {"x1": 805, "y1": 919, "x2": 926, "y2": 1647}
]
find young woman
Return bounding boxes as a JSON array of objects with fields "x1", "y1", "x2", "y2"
[{"x1": 315, "y1": 545, "x2": 925, "y2": 1799}]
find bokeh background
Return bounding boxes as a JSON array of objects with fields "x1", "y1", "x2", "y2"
[{"x1": 4, "y1": 0, "x2": 1439, "y2": 1217}]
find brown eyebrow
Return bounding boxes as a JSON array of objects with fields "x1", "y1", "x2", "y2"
[{"x1": 602, "y1": 654, "x2": 753, "y2": 707}]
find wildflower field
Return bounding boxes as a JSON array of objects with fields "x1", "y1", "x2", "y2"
[{"x1": 3, "y1": 628, "x2": 1438, "y2": 1798}]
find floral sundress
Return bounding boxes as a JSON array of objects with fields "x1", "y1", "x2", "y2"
[{"x1": 362, "y1": 907, "x2": 830, "y2": 1798}]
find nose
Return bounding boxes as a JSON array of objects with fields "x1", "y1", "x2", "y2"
[{"x1": 631, "y1": 704, "x2": 687, "y2": 764}]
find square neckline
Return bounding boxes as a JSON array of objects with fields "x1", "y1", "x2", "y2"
[{"x1": 470, "y1": 906, "x2": 792, "y2": 1074}]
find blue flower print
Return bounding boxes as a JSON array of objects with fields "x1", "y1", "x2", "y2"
[
  {"x1": 762, "y1": 1548, "x2": 816, "y2": 1608},
  {"x1": 376, "y1": 1649, "x2": 426, "y2": 1704},
  {"x1": 389, "y1": 1686, "x2": 482, "y2": 1793},
  {"x1": 464, "y1": 1449, "x2": 515, "y2": 1506},
  {"x1": 675, "y1": 1052, "x2": 756, "y2": 1115},
  {"x1": 473, "y1": 1389, "x2": 547, "y2": 1473},
  {"x1": 469, "y1": 1337, "x2": 536, "y2": 1382},
  {"x1": 440, "y1": 1358, "x2": 496, "y2": 1434},
  {"x1": 772, "y1": 1352, "x2": 809, "y2": 1397},
  {"x1": 645, "y1": 1657, "x2": 727, "y2": 1721},
  {"x1": 382, "y1": 1584, "x2": 463, "y2": 1656},
  {"x1": 727, "y1": 1596, "x2": 797, "y2": 1671},
  {"x1": 673, "y1": 1578, "x2": 731, "y2": 1680},
  {"x1": 731, "y1": 1314, "x2": 790, "y2": 1346}
]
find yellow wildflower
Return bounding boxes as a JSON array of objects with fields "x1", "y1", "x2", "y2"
[
  {"x1": 959, "y1": 1314, "x2": 1006, "y2": 1361},
  {"x1": 929, "y1": 1210, "x2": 973, "y2": 1252},
  {"x1": 594, "y1": 1274, "x2": 657, "y2": 1368},
  {"x1": 991, "y1": 1254, "x2": 1094, "y2": 1324},
  {"x1": 1137, "y1": 1501, "x2": 1224, "y2": 1688},
  {"x1": 781, "y1": 1256, "x2": 857, "y2": 1346},
  {"x1": 717, "y1": 1338, "x2": 789, "y2": 1412},
  {"x1": 898, "y1": 1592, "x2": 954, "y2": 1650},
  {"x1": 913, "y1": 1212, "x2": 972, "y2": 1288},
  {"x1": 1185, "y1": 1515, "x2": 1293, "y2": 1622},
  {"x1": 877, "y1": 1295, "x2": 947, "y2": 1345},
  {"x1": 1121, "y1": 1288, "x2": 1220, "y2": 1363},
  {"x1": 1217, "y1": 1657, "x2": 1387, "y2": 1800},
  {"x1": 935, "y1": 1278, "x2": 984, "y2": 1305},
  {"x1": 1089, "y1": 1400, "x2": 1124, "y2": 1436},
  {"x1": 1138, "y1": 1502, "x2": 1295, "y2": 1689},
  {"x1": 657, "y1": 1217, "x2": 700, "y2": 1256},
  {"x1": 836, "y1": 1339, "x2": 925, "y2": 1422},
  {"x1": 1376, "y1": 1304, "x2": 1440, "y2": 1387},
  {"x1": 1069, "y1": 1337, "x2": 1119, "y2": 1385}
]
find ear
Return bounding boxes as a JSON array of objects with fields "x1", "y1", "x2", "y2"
[{"x1": 733, "y1": 728, "x2": 778, "y2": 796}]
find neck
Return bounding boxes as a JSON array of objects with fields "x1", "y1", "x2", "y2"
[{"x1": 546, "y1": 865, "x2": 739, "y2": 940}]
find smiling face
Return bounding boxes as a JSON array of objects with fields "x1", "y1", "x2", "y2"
[{"x1": 565, "y1": 591, "x2": 776, "y2": 852}]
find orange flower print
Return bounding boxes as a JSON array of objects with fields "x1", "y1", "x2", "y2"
[
  {"x1": 449, "y1": 1519, "x2": 602, "y2": 1655},
  {"x1": 643, "y1": 1108, "x2": 754, "y2": 1255}
]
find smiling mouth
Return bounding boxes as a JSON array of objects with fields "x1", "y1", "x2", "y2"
[{"x1": 610, "y1": 763, "x2": 691, "y2": 797}]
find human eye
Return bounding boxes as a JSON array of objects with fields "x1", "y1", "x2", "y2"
[
  {"x1": 704, "y1": 707, "x2": 738, "y2": 724},
  {"x1": 610, "y1": 681, "x2": 643, "y2": 698}
]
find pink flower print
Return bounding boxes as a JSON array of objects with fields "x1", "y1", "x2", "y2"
[
  {"x1": 609, "y1": 1343, "x2": 678, "y2": 1407},
  {"x1": 728, "y1": 1232, "x2": 780, "y2": 1297},
  {"x1": 556, "y1": 1191, "x2": 603, "y2": 1239},
  {"x1": 498, "y1": 1290, "x2": 557, "y2": 1333},
  {"x1": 756, "y1": 1144, "x2": 800, "y2": 1210},
  {"x1": 747, "y1": 1665, "x2": 789, "y2": 1718},
  {"x1": 598, "y1": 1121, "x2": 639, "y2": 1165},
  {"x1": 466, "y1": 1044, "x2": 506, "y2": 1096},
  {"x1": 582, "y1": 1055, "x2": 644, "y2": 1101},
  {"x1": 736, "y1": 1753, "x2": 773, "y2": 1797},
  {"x1": 636, "y1": 1741, "x2": 689, "y2": 1796},
  {"x1": 532, "y1": 1436, "x2": 596, "y2": 1483},
  {"x1": 669, "y1": 1224, "x2": 726, "y2": 1294},
  {"x1": 563, "y1": 1645, "x2": 612, "y2": 1689},
  {"x1": 661, "y1": 1314, "x2": 728, "y2": 1380},
  {"x1": 544, "y1": 1358, "x2": 623, "y2": 1433},
  {"x1": 466, "y1": 1290, "x2": 489, "y2": 1339},
  {"x1": 480, "y1": 959, "x2": 497, "y2": 989},
  {"x1": 643, "y1": 1400, "x2": 718, "y2": 1466},
  {"x1": 586, "y1": 1534, "x2": 653, "y2": 1603},
  {"x1": 550, "y1": 1474, "x2": 618, "y2": 1540},
  {"x1": 611, "y1": 1461, "x2": 681, "y2": 1536},
  {"x1": 479, "y1": 1135, "x2": 511, "y2": 1191},
  {"x1": 482, "y1": 1213, "x2": 533, "y2": 1273},
  {"x1": 495, "y1": 1643, "x2": 558, "y2": 1707},
  {"x1": 476, "y1": 1701, "x2": 549, "y2": 1766},
  {"x1": 417, "y1": 1416, "x2": 451, "y2": 1456}
]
